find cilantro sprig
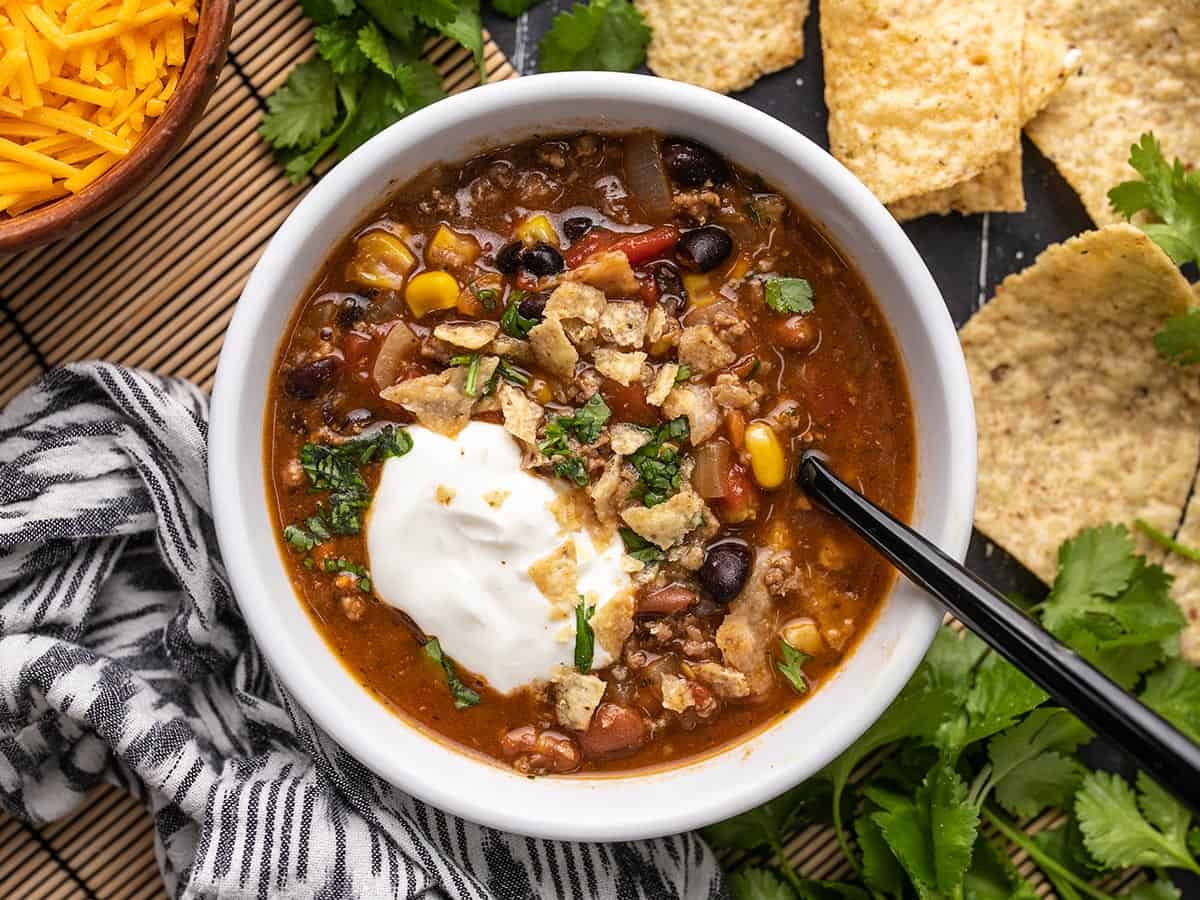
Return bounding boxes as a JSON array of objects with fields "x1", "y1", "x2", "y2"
[
  {"x1": 1109, "y1": 133, "x2": 1200, "y2": 267},
  {"x1": 775, "y1": 641, "x2": 809, "y2": 695},
  {"x1": 261, "y1": 0, "x2": 482, "y2": 182},
  {"x1": 619, "y1": 526, "x2": 665, "y2": 565},
  {"x1": 538, "y1": 394, "x2": 611, "y2": 487},
  {"x1": 763, "y1": 277, "x2": 814, "y2": 315},
  {"x1": 707, "y1": 523, "x2": 1200, "y2": 900},
  {"x1": 538, "y1": 0, "x2": 650, "y2": 74}
]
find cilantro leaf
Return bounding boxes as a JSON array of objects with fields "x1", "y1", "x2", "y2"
[
  {"x1": 436, "y1": 0, "x2": 485, "y2": 79},
  {"x1": 492, "y1": 0, "x2": 540, "y2": 15},
  {"x1": 315, "y1": 18, "x2": 369, "y2": 75},
  {"x1": 704, "y1": 779, "x2": 834, "y2": 852},
  {"x1": 628, "y1": 417, "x2": 689, "y2": 506},
  {"x1": 356, "y1": 0, "x2": 417, "y2": 41},
  {"x1": 396, "y1": 58, "x2": 447, "y2": 110},
  {"x1": 984, "y1": 708, "x2": 1090, "y2": 819},
  {"x1": 855, "y1": 815, "x2": 905, "y2": 897},
  {"x1": 1041, "y1": 524, "x2": 1139, "y2": 632},
  {"x1": 322, "y1": 556, "x2": 372, "y2": 593},
  {"x1": 260, "y1": 59, "x2": 339, "y2": 150},
  {"x1": 1108, "y1": 133, "x2": 1200, "y2": 266},
  {"x1": 1153, "y1": 309, "x2": 1200, "y2": 367},
  {"x1": 500, "y1": 292, "x2": 537, "y2": 338},
  {"x1": 619, "y1": 526, "x2": 665, "y2": 564},
  {"x1": 538, "y1": 0, "x2": 650, "y2": 73},
  {"x1": 764, "y1": 277, "x2": 815, "y2": 315},
  {"x1": 423, "y1": 637, "x2": 481, "y2": 709},
  {"x1": 1131, "y1": 883, "x2": 1183, "y2": 900},
  {"x1": 1140, "y1": 658, "x2": 1200, "y2": 742},
  {"x1": 869, "y1": 764, "x2": 979, "y2": 898},
  {"x1": 776, "y1": 640, "x2": 809, "y2": 695},
  {"x1": 964, "y1": 833, "x2": 1039, "y2": 900},
  {"x1": 728, "y1": 868, "x2": 794, "y2": 900},
  {"x1": 299, "y1": 0, "x2": 355, "y2": 25},
  {"x1": 1075, "y1": 771, "x2": 1199, "y2": 872},
  {"x1": 357, "y1": 20, "x2": 395, "y2": 76},
  {"x1": 939, "y1": 653, "x2": 1048, "y2": 757},
  {"x1": 337, "y1": 70, "x2": 407, "y2": 157},
  {"x1": 574, "y1": 597, "x2": 595, "y2": 673}
]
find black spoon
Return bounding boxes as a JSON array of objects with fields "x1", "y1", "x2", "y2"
[{"x1": 798, "y1": 451, "x2": 1200, "y2": 815}]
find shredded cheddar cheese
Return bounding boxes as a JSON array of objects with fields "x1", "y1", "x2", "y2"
[{"x1": 0, "y1": 0, "x2": 196, "y2": 217}]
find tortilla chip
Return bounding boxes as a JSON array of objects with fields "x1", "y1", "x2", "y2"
[
  {"x1": 889, "y1": 23, "x2": 1078, "y2": 220},
  {"x1": 1025, "y1": 0, "x2": 1200, "y2": 225},
  {"x1": 962, "y1": 224, "x2": 1200, "y2": 583},
  {"x1": 1165, "y1": 489, "x2": 1200, "y2": 664},
  {"x1": 821, "y1": 0, "x2": 1023, "y2": 205},
  {"x1": 636, "y1": 0, "x2": 808, "y2": 95}
]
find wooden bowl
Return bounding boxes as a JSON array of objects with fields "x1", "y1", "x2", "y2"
[{"x1": 0, "y1": 0, "x2": 236, "y2": 253}]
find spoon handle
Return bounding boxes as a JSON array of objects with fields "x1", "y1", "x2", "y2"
[{"x1": 798, "y1": 452, "x2": 1200, "y2": 815}]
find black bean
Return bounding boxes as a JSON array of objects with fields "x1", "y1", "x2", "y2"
[
  {"x1": 521, "y1": 243, "x2": 565, "y2": 277},
  {"x1": 675, "y1": 226, "x2": 733, "y2": 273},
  {"x1": 699, "y1": 540, "x2": 753, "y2": 604},
  {"x1": 285, "y1": 357, "x2": 339, "y2": 399},
  {"x1": 496, "y1": 241, "x2": 524, "y2": 275},
  {"x1": 661, "y1": 138, "x2": 730, "y2": 187},
  {"x1": 563, "y1": 216, "x2": 594, "y2": 241},
  {"x1": 517, "y1": 291, "x2": 548, "y2": 320},
  {"x1": 335, "y1": 295, "x2": 370, "y2": 329},
  {"x1": 647, "y1": 261, "x2": 688, "y2": 317}
]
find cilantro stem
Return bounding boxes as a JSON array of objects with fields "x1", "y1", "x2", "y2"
[
  {"x1": 768, "y1": 832, "x2": 807, "y2": 896},
  {"x1": 831, "y1": 783, "x2": 864, "y2": 879},
  {"x1": 1135, "y1": 518, "x2": 1200, "y2": 562},
  {"x1": 982, "y1": 809, "x2": 1115, "y2": 900}
]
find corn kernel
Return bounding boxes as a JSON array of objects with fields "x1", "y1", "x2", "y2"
[
  {"x1": 780, "y1": 617, "x2": 824, "y2": 656},
  {"x1": 515, "y1": 213, "x2": 558, "y2": 248},
  {"x1": 427, "y1": 224, "x2": 481, "y2": 269},
  {"x1": 744, "y1": 422, "x2": 786, "y2": 489},
  {"x1": 529, "y1": 377, "x2": 553, "y2": 405},
  {"x1": 683, "y1": 273, "x2": 717, "y2": 308},
  {"x1": 406, "y1": 271, "x2": 460, "y2": 318},
  {"x1": 346, "y1": 231, "x2": 415, "y2": 291}
]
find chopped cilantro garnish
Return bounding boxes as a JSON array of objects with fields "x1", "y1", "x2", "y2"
[
  {"x1": 628, "y1": 417, "x2": 689, "y2": 507},
  {"x1": 538, "y1": 0, "x2": 650, "y2": 74},
  {"x1": 496, "y1": 358, "x2": 531, "y2": 388},
  {"x1": 322, "y1": 557, "x2": 372, "y2": 593},
  {"x1": 423, "y1": 637, "x2": 480, "y2": 709},
  {"x1": 744, "y1": 203, "x2": 761, "y2": 226},
  {"x1": 763, "y1": 276, "x2": 814, "y2": 315},
  {"x1": 776, "y1": 640, "x2": 809, "y2": 694},
  {"x1": 1153, "y1": 308, "x2": 1200, "y2": 367},
  {"x1": 674, "y1": 364, "x2": 691, "y2": 382},
  {"x1": 574, "y1": 597, "x2": 596, "y2": 673},
  {"x1": 1108, "y1": 133, "x2": 1200, "y2": 267},
  {"x1": 619, "y1": 526, "x2": 665, "y2": 564},
  {"x1": 499, "y1": 291, "x2": 538, "y2": 339},
  {"x1": 286, "y1": 426, "x2": 412, "y2": 548},
  {"x1": 471, "y1": 283, "x2": 499, "y2": 310},
  {"x1": 538, "y1": 394, "x2": 611, "y2": 486},
  {"x1": 450, "y1": 352, "x2": 483, "y2": 396}
]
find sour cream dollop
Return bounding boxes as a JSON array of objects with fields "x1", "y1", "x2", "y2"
[{"x1": 365, "y1": 421, "x2": 631, "y2": 693}]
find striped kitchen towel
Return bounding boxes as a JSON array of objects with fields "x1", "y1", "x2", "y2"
[{"x1": 0, "y1": 363, "x2": 726, "y2": 900}]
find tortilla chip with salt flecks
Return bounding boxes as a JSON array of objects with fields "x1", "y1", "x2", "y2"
[
  {"x1": 821, "y1": 0, "x2": 1023, "y2": 205},
  {"x1": 1025, "y1": 0, "x2": 1200, "y2": 226},
  {"x1": 636, "y1": 0, "x2": 808, "y2": 95},
  {"x1": 889, "y1": 23, "x2": 1079, "y2": 220},
  {"x1": 961, "y1": 224, "x2": 1200, "y2": 584}
]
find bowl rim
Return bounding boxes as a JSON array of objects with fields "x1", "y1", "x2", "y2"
[
  {"x1": 210, "y1": 71, "x2": 976, "y2": 841},
  {"x1": 0, "y1": 0, "x2": 235, "y2": 253}
]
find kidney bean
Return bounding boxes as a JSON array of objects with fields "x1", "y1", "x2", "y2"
[
  {"x1": 639, "y1": 584, "x2": 698, "y2": 615},
  {"x1": 285, "y1": 356, "x2": 339, "y2": 399},
  {"x1": 579, "y1": 703, "x2": 648, "y2": 759}
]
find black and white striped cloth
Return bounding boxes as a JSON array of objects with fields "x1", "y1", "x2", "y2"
[{"x1": 0, "y1": 363, "x2": 726, "y2": 900}]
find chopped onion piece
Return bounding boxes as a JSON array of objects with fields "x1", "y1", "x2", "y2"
[
  {"x1": 624, "y1": 132, "x2": 672, "y2": 220},
  {"x1": 693, "y1": 440, "x2": 731, "y2": 499}
]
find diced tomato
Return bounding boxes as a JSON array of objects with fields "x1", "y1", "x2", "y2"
[
  {"x1": 563, "y1": 230, "x2": 619, "y2": 268},
  {"x1": 608, "y1": 226, "x2": 679, "y2": 266},
  {"x1": 341, "y1": 331, "x2": 374, "y2": 368},
  {"x1": 637, "y1": 274, "x2": 660, "y2": 304},
  {"x1": 599, "y1": 378, "x2": 658, "y2": 426},
  {"x1": 719, "y1": 463, "x2": 758, "y2": 523}
]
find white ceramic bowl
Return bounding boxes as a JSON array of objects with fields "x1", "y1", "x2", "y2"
[{"x1": 210, "y1": 72, "x2": 976, "y2": 842}]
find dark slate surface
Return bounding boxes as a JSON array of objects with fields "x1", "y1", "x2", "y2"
[
  {"x1": 483, "y1": 1, "x2": 1089, "y2": 601},
  {"x1": 482, "y1": 10, "x2": 1200, "y2": 895}
]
